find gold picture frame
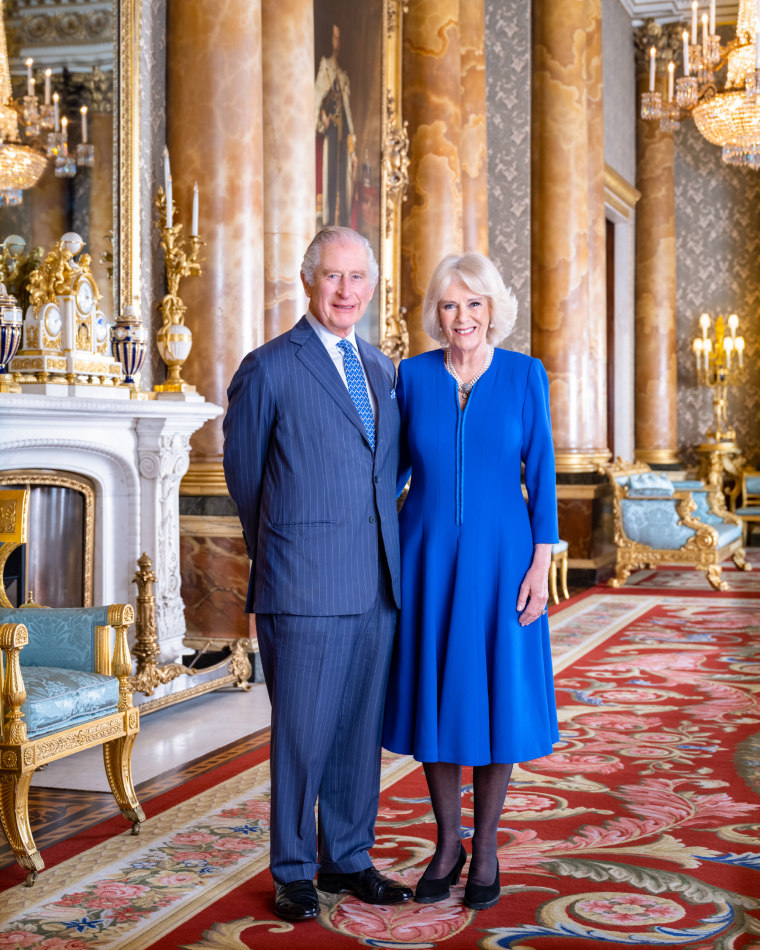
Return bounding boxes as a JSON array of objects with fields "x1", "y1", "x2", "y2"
[
  {"x1": 116, "y1": 0, "x2": 141, "y2": 319},
  {"x1": 313, "y1": 0, "x2": 408, "y2": 361}
]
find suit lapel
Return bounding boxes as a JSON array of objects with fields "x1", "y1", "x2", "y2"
[{"x1": 291, "y1": 317, "x2": 370, "y2": 445}]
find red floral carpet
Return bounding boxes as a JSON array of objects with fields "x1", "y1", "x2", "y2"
[{"x1": 1, "y1": 589, "x2": 760, "y2": 949}]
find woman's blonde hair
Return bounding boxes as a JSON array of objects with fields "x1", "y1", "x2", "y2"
[{"x1": 421, "y1": 252, "x2": 518, "y2": 346}]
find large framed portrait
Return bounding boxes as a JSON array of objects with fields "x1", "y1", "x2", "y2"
[{"x1": 313, "y1": 0, "x2": 408, "y2": 359}]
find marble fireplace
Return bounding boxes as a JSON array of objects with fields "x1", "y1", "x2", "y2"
[{"x1": 0, "y1": 393, "x2": 221, "y2": 666}]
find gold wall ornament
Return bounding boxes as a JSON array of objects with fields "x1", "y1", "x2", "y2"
[
  {"x1": 379, "y1": 0, "x2": 408, "y2": 362},
  {"x1": 153, "y1": 186, "x2": 203, "y2": 395}
]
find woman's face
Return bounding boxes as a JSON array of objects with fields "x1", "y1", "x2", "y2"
[{"x1": 437, "y1": 279, "x2": 491, "y2": 354}]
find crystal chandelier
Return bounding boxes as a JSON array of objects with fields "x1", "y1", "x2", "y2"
[
  {"x1": 0, "y1": 0, "x2": 45, "y2": 206},
  {"x1": 640, "y1": 0, "x2": 760, "y2": 170}
]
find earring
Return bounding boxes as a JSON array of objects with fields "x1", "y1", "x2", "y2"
[{"x1": 489, "y1": 321, "x2": 494, "y2": 327}]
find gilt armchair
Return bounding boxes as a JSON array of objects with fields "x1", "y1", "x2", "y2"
[
  {"x1": 734, "y1": 469, "x2": 760, "y2": 545},
  {"x1": 605, "y1": 460, "x2": 750, "y2": 590},
  {"x1": 0, "y1": 488, "x2": 145, "y2": 885}
]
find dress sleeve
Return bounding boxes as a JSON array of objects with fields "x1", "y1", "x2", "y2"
[
  {"x1": 396, "y1": 359, "x2": 412, "y2": 497},
  {"x1": 521, "y1": 358, "x2": 559, "y2": 544}
]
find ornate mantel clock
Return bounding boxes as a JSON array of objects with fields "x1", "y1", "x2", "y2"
[{"x1": 10, "y1": 232, "x2": 123, "y2": 389}]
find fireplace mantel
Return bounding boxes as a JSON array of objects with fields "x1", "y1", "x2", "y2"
[{"x1": 0, "y1": 393, "x2": 222, "y2": 660}]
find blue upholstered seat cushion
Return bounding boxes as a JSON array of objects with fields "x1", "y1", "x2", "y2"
[
  {"x1": 19, "y1": 666, "x2": 119, "y2": 740},
  {"x1": 627, "y1": 472, "x2": 675, "y2": 497},
  {"x1": 551, "y1": 540, "x2": 568, "y2": 554},
  {"x1": 0, "y1": 606, "x2": 110, "y2": 671},
  {"x1": 620, "y1": 498, "x2": 741, "y2": 549},
  {"x1": 674, "y1": 479, "x2": 704, "y2": 491},
  {"x1": 736, "y1": 506, "x2": 760, "y2": 518}
]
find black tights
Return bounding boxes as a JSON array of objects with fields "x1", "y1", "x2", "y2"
[{"x1": 421, "y1": 761, "x2": 513, "y2": 886}]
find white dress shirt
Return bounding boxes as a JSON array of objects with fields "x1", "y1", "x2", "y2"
[{"x1": 305, "y1": 311, "x2": 378, "y2": 424}]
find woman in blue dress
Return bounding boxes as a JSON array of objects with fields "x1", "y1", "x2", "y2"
[{"x1": 382, "y1": 253, "x2": 559, "y2": 911}]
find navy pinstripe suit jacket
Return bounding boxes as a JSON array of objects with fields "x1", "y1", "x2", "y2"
[{"x1": 223, "y1": 316, "x2": 401, "y2": 616}]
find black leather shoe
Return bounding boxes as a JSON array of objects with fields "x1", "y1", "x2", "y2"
[
  {"x1": 317, "y1": 866, "x2": 413, "y2": 904},
  {"x1": 464, "y1": 867, "x2": 501, "y2": 910},
  {"x1": 273, "y1": 879, "x2": 319, "y2": 921},
  {"x1": 415, "y1": 842, "x2": 467, "y2": 903}
]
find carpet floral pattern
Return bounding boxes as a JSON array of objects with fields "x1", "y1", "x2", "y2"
[{"x1": 1, "y1": 594, "x2": 759, "y2": 949}]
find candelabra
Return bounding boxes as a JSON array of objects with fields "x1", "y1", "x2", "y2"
[
  {"x1": 692, "y1": 312, "x2": 745, "y2": 445},
  {"x1": 153, "y1": 183, "x2": 202, "y2": 394}
]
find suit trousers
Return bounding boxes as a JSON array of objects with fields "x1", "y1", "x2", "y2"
[{"x1": 256, "y1": 567, "x2": 397, "y2": 883}]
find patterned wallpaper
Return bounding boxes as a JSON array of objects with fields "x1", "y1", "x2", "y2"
[
  {"x1": 484, "y1": 0, "x2": 531, "y2": 355},
  {"x1": 602, "y1": 0, "x2": 636, "y2": 184},
  {"x1": 674, "y1": 121, "x2": 760, "y2": 468}
]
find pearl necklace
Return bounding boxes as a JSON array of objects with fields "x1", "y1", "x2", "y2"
[{"x1": 445, "y1": 345, "x2": 494, "y2": 398}]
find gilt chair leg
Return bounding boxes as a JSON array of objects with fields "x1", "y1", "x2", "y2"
[
  {"x1": 732, "y1": 549, "x2": 751, "y2": 572},
  {"x1": 548, "y1": 560, "x2": 559, "y2": 605},
  {"x1": 705, "y1": 564, "x2": 728, "y2": 590},
  {"x1": 102, "y1": 733, "x2": 146, "y2": 830},
  {"x1": 608, "y1": 559, "x2": 632, "y2": 588},
  {"x1": 560, "y1": 552, "x2": 569, "y2": 599},
  {"x1": 0, "y1": 770, "x2": 44, "y2": 878}
]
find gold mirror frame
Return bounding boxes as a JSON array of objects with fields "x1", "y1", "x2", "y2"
[
  {"x1": 116, "y1": 0, "x2": 141, "y2": 318},
  {"x1": 379, "y1": 0, "x2": 409, "y2": 363}
]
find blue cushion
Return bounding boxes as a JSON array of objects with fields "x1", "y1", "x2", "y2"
[
  {"x1": 714, "y1": 522, "x2": 742, "y2": 546},
  {"x1": 0, "y1": 606, "x2": 110, "y2": 671},
  {"x1": 620, "y1": 499, "x2": 695, "y2": 548},
  {"x1": 20, "y1": 666, "x2": 119, "y2": 739},
  {"x1": 551, "y1": 540, "x2": 568, "y2": 555},
  {"x1": 736, "y1": 506, "x2": 760, "y2": 517},
  {"x1": 674, "y1": 480, "x2": 704, "y2": 491},
  {"x1": 627, "y1": 472, "x2": 675, "y2": 498}
]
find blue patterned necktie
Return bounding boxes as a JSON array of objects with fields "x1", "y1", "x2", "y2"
[{"x1": 336, "y1": 338, "x2": 375, "y2": 451}]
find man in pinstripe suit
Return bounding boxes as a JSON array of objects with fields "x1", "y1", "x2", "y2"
[{"x1": 223, "y1": 227, "x2": 411, "y2": 921}]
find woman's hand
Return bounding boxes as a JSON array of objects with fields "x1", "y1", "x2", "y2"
[{"x1": 517, "y1": 543, "x2": 552, "y2": 626}]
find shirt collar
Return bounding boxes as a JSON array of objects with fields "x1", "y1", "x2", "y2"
[{"x1": 305, "y1": 310, "x2": 359, "y2": 352}]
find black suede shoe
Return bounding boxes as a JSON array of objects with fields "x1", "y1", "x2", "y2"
[
  {"x1": 317, "y1": 866, "x2": 413, "y2": 904},
  {"x1": 415, "y1": 842, "x2": 467, "y2": 903},
  {"x1": 464, "y1": 867, "x2": 501, "y2": 910},
  {"x1": 273, "y1": 879, "x2": 319, "y2": 921}
]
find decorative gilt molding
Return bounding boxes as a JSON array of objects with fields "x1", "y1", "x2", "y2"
[
  {"x1": 604, "y1": 164, "x2": 641, "y2": 220},
  {"x1": 380, "y1": 0, "x2": 409, "y2": 364},
  {"x1": 117, "y1": 0, "x2": 141, "y2": 317},
  {"x1": 180, "y1": 460, "x2": 228, "y2": 496},
  {"x1": 0, "y1": 471, "x2": 95, "y2": 607}
]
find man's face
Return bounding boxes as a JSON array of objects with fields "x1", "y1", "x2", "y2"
[
  {"x1": 332, "y1": 25, "x2": 340, "y2": 56},
  {"x1": 302, "y1": 240, "x2": 376, "y2": 338}
]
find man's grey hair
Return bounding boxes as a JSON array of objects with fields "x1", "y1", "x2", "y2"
[
  {"x1": 422, "y1": 252, "x2": 518, "y2": 347},
  {"x1": 301, "y1": 227, "x2": 379, "y2": 286}
]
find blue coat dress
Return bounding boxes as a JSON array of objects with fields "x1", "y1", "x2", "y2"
[{"x1": 382, "y1": 348, "x2": 560, "y2": 766}]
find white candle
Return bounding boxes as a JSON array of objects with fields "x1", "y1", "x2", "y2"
[
  {"x1": 735, "y1": 337, "x2": 745, "y2": 366},
  {"x1": 692, "y1": 1, "x2": 698, "y2": 43},
  {"x1": 668, "y1": 61, "x2": 675, "y2": 100},
  {"x1": 191, "y1": 182, "x2": 199, "y2": 236},
  {"x1": 166, "y1": 175, "x2": 173, "y2": 228},
  {"x1": 25, "y1": 59, "x2": 34, "y2": 97},
  {"x1": 710, "y1": 0, "x2": 715, "y2": 34},
  {"x1": 80, "y1": 106, "x2": 88, "y2": 144},
  {"x1": 44, "y1": 69, "x2": 51, "y2": 105},
  {"x1": 649, "y1": 47, "x2": 656, "y2": 92},
  {"x1": 163, "y1": 147, "x2": 171, "y2": 193},
  {"x1": 756, "y1": 1, "x2": 760, "y2": 70},
  {"x1": 61, "y1": 116, "x2": 68, "y2": 142},
  {"x1": 702, "y1": 14, "x2": 708, "y2": 56},
  {"x1": 683, "y1": 31, "x2": 691, "y2": 75},
  {"x1": 53, "y1": 93, "x2": 59, "y2": 132}
]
